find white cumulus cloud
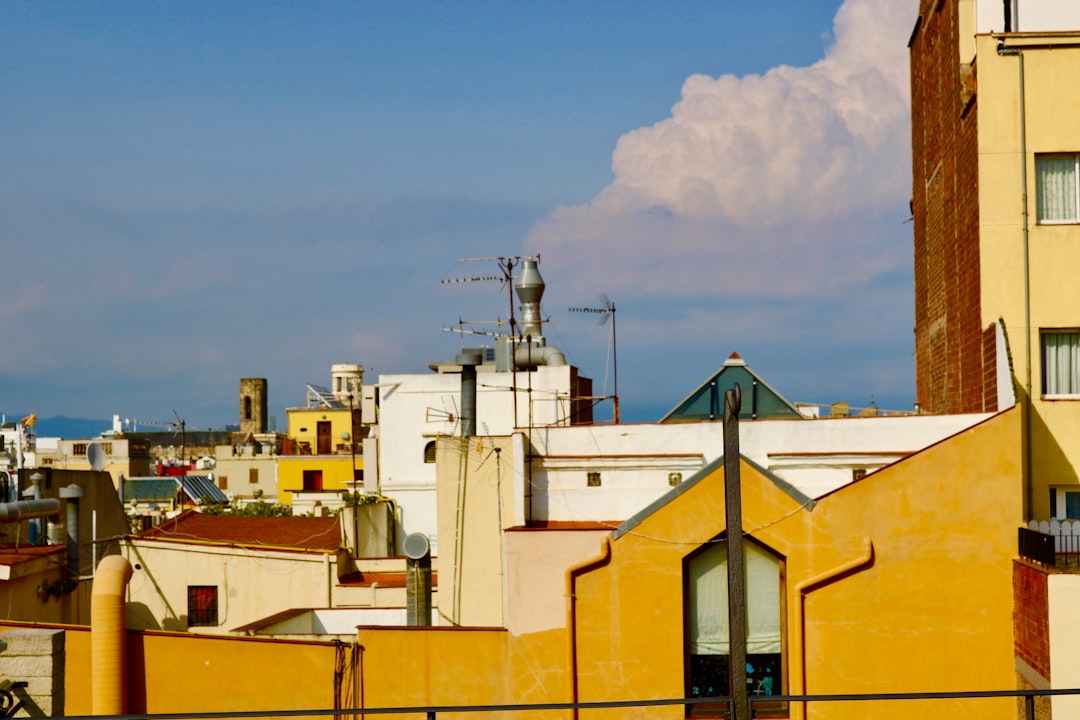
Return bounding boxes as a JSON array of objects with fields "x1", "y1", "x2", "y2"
[{"x1": 528, "y1": 0, "x2": 916, "y2": 301}]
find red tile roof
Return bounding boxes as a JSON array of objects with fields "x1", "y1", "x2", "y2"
[
  {"x1": 338, "y1": 571, "x2": 438, "y2": 588},
  {"x1": 0, "y1": 544, "x2": 66, "y2": 567},
  {"x1": 139, "y1": 509, "x2": 341, "y2": 552}
]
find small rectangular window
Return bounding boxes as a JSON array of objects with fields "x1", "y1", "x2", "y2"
[
  {"x1": 249, "y1": 468, "x2": 259, "y2": 484},
  {"x1": 187, "y1": 586, "x2": 218, "y2": 627},
  {"x1": 302, "y1": 469, "x2": 323, "y2": 491},
  {"x1": 1067, "y1": 492, "x2": 1080, "y2": 521},
  {"x1": 1037, "y1": 154, "x2": 1080, "y2": 223},
  {"x1": 587, "y1": 472, "x2": 602, "y2": 487},
  {"x1": 1041, "y1": 330, "x2": 1080, "y2": 396}
]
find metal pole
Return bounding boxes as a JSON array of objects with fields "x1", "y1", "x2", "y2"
[{"x1": 723, "y1": 384, "x2": 750, "y2": 720}]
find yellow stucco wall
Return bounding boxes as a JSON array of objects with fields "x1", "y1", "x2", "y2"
[
  {"x1": 572, "y1": 408, "x2": 1021, "y2": 719},
  {"x1": 977, "y1": 35, "x2": 1080, "y2": 518},
  {"x1": 278, "y1": 455, "x2": 362, "y2": 504},
  {"x1": 287, "y1": 406, "x2": 355, "y2": 451},
  {"x1": 0, "y1": 622, "x2": 340, "y2": 716},
  {"x1": 355, "y1": 409, "x2": 1024, "y2": 720}
]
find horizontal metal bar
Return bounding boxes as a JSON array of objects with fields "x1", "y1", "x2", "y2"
[{"x1": 56, "y1": 686, "x2": 1080, "y2": 720}]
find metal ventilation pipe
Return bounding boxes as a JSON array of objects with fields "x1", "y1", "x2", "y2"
[
  {"x1": 513, "y1": 343, "x2": 567, "y2": 368},
  {"x1": 404, "y1": 533, "x2": 432, "y2": 626},
  {"x1": 60, "y1": 485, "x2": 85, "y2": 579},
  {"x1": 0, "y1": 498, "x2": 60, "y2": 522},
  {"x1": 24, "y1": 473, "x2": 46, "y2": 544},
  {"x1": 92, "y1": 555, "x2": 133, "y2": 716},
  {"x1": 456, "y1": 349, "x2": 483, "y2": 438},
  {"x1": 515, "y1": 259, "x2": 545, "y2": 338}
]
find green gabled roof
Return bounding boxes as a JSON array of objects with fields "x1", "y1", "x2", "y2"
[{"x1": 660, "y1": 352, "x2": 803, "y2": 422}]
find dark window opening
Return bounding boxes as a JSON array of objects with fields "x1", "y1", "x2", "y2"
[
  {"x1": 302, "y1": 469, "x2": 323, "y2": 491},
  {"x1": 187, "y1": 586, "x2": 218, "y2": 627}
]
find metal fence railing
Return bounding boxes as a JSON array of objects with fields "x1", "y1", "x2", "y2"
[{"x1": 53, "y1": 686, "x2": 1080, "y2": 720}]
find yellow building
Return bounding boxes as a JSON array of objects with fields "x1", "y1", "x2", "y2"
[
  {"x1": 278, "y1": 402, "x2": 362, "y2": 506},
  {"x1": 354, "y1": 408, "x2": 1023, "y2": 719},
  {"x1": 912, "y1": 1, "x2": 1080, "y2": 522}
]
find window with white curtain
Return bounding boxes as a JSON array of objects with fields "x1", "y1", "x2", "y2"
[
  {"x1": 1036, "y1": 155, "x2": 1080, "y2": 222},
  {"x1": 1042, "y1": 330, "x2": 1080, "y2": 396},
  {"x1": 686, "y1": 538, "x2": 784, "y2": 717}
]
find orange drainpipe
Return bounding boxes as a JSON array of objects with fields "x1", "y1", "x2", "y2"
[
  {"x1": 793, "y1": 537, "x2": 874, "y2": 720},
  {"x1": 92, "y1": 555, "x2": 133, "y2": 716},
  {"x1": 565, "y1": 536, "x2": 611, "y2": 720}
]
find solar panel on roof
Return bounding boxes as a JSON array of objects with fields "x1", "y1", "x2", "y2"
[
  {"x1": 305, "y1": 383, "x2": 346, "y2": 408},
  {"x1": 181, "y1": 475, "x2": 228, "y2": 504}
]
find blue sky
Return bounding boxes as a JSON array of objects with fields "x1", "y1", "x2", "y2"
[{"x1": 1, "y1": 0, "x2": 918, "y2": 430}]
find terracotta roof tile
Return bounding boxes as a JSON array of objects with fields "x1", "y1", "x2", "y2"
[{"x1": 139, "y1": 509, "x2": 341, "y2": 552}]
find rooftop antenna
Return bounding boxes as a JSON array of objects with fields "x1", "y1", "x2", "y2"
[
  {"x1": 443, "y1": 254, "x2": 541, "y2": 340},
  {"x1": 172, "y1": 409, "x2": 187, "y2": 469},
  {"x1": 570, "y1": 294, "x2": 619, "y2": 423},
  {"x1": 441, "y1": 316, "x2": 505, "y2": 342}
]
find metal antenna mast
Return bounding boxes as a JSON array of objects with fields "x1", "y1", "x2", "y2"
[
  {"x1": 444, "y1": 255, "x2": 540, "y2": 341},
  {"x1": 569, "y1": 294, "x2": 618, "y2": 423}
]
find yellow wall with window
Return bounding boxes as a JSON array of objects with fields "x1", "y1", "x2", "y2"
[
  {"x1": 286, "y1": 406, "x2": 357, "y2": 455},
  {"x1": 354, "y1": 409, "x2": 1023, "y2": 720},
  {"x1": 277, "y1": 455, "x2": 361, "y2": 505},
  {"x1": 978, "y1": 35, "x2": 1080, "y2": 518},
  {"x1": 280, "y1": 406, "x2": 362, "y2": 504}
]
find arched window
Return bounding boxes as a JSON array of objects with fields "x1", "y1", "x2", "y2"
[
  {"x1": 686, "y1": 537, "x2": 784, "y2": 717},
  {"x1": 423, "y1": 440, "x2": 437, "y2": 464}
]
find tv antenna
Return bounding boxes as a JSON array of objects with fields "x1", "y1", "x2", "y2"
[
  {"x1": 443, "y1": 254, "x2": 540, "y2": 340},
  {"x1": 570, "y1": 294, "x2": 619, "y2": 424},
  {"x1": 441, "y1": 316, "x2": 505, "y2": 341}
]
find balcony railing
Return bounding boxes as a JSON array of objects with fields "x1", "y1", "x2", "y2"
[
  {"x1": 1025, "y1": 520, "x2": 1080, "y2": 569},
  {"x1": 50, "y1": 687, "x2": 1080, "y2": 720}
]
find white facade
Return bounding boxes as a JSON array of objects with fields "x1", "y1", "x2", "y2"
[
  {"x1": 977, "y1": 0, "x2": 1080, "y2": 33},
  {"x1": 511, "y1": 413, "x2": 995, "y2": 527},
  {"x1": 377, "y1": 350, "x2": 994, "y2": 553},
  {"x1": 368, "y1": 362, "x2": 586, "y2": 553}
]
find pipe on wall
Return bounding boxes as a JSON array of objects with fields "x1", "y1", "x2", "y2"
[
  {"x1": 793, "y1": 537, "x2": 874, "y2": 720},
  {"x1": 564, "y1": 536, "x2": 611, "y2": 720},
  {"x1": 0, "y1": 499, "x2": 60, "y2": 522},
  {"x1": 92, "y1": 555, "x2": 133, "y2": 716}
]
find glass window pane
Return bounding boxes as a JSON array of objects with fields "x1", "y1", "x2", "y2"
[
  {"x1": 1036, "y1": 156, "x2": 1078, "y2": 221},
  {"x1": 687, "y1": 540, "x2": 783, "y2": 708},
  {"x1": 1043, "y1": 332, "x2": 1080, "y2": 394}
]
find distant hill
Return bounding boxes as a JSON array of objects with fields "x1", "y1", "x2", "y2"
[{"x1": 34, "y1": 416, "x2": 112, "y2": 439}]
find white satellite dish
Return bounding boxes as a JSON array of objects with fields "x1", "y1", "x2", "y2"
[{"x1": 86, "y1": 442, "x2": 107, "y2": 472}]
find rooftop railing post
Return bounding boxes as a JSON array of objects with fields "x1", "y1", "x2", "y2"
[
  {"x1": 724, "y1": 384, "x2": 750, "y2": 720},
  {"x1": 1025, "y1": 692, "x2": 1035, "y2": 720}
]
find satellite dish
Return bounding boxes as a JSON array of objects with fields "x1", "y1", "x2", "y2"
[
  {"x1": 86, "y1": 442, "x2": 107, "y2": 471},
  {"x1": 403, "y1": 532, "x2": 431, "y2": 560}
]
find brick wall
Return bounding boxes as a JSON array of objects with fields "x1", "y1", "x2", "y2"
[
  {"x1": 910, "y1": 0, "x2": 988, "y2": 414},
  {"x1": 1013, "y1": 559, "x2": 1050, "y2": 682}
]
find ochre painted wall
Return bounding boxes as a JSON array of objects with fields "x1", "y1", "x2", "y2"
[
  {"x1": 0, "y1": 623, "x2": 340, "y2": 716},
  {"x1": 357, "y1": 410, "x2": 1024, "y2": 720},
  {"x1": 976, "y1": 34, "x2": 1080, "y2": 519}
]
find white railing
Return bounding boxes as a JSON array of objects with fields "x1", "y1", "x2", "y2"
[{"x1": 1028, "y1": 519, "x2": 1080, "y2": 555}]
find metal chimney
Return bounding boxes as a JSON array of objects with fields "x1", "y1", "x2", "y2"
[
  {"x1": 456, "y1": 349, "x2": 482, "y2": 438},
  {"x1": 60, "y1": 484, "x2": 85, "y2": 579},
  {"x1": 515, "y1": 259, "x2": 545, "y2": 339},
  {"x1": 404, "y1": 532, "x2": 432, "y2": 626}
]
